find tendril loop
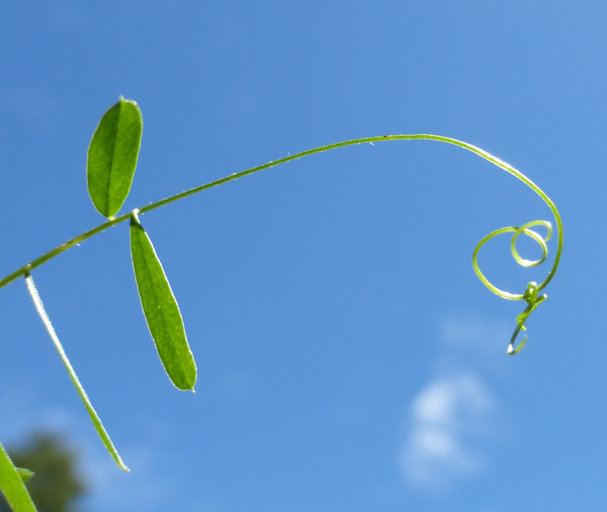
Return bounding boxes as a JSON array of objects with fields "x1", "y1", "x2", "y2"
[{"x1": 472, "y1": 219, "x2": 554, "y2": 354}]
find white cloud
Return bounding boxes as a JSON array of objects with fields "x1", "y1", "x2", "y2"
[
  {"x1": 401, "y1": 372, "x2": 494, "y2": 488},
  {"x1": 440, "y1": 312, "x2": 511, "y2": 351}
]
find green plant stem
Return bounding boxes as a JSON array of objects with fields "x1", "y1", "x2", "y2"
[{"x1": 0, "y1": 134, "x2": 563, "y2": 291}]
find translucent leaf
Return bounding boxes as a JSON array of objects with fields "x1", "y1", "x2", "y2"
[
  {"x1": 130, "y1": 211, "x2": 197, "y2": 391},
  {"x1": 87, "y1": 97, "x2": 143, "y2": 218},
  {"x1": 25, "y1": 275, "x2": 129, "y2": 472},
  {"x1": 0, "y1": 441, "x2": 37, "y2": 512}
]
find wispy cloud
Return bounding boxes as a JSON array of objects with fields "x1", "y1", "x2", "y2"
[
  {"x1": 439, "y1": 312, "x2": 511, "y2": 354},
  {"x1": 401, "y1": 372, "x2": 494, "y2": 488}
]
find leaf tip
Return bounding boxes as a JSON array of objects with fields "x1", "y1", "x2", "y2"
[
  {"x1": 17, "y1": 467, "x2": 35, "y2": 483},
  {"x1": 119, "y1": 95, "x2": 138, "y2": 106},
  {"x1": 113, "y1": 450, "x2": 130, "y2": 472}
]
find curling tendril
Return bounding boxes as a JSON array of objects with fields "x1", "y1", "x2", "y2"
[{"x1": 472, "y1": 219, "x2": 556, "y2": 354}]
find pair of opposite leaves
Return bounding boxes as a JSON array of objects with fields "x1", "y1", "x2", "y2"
[{"x1": 87, "y1": 97, "x2": 196, "y2": 391}]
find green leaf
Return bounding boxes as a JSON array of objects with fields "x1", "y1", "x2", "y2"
[
  {"x1": 87, "y1": 97, "x2": 143, "y2": 218},
  {"x1": 16, "y1": 469, "x2": 34, "y2": 484},
  {"x1": 0, "y1": 441, "x2": 37, "y2": 512},
  {"x1": 130, "y1": 211, "x2": 197, "y2": 391},
  {"x1": 24, "y1": 275, "x2": 129, "y2": 472}
]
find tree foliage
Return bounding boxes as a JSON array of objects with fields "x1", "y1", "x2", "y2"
[{"x1": 0, "y1": 434, "x2": 86, "y2": 512}]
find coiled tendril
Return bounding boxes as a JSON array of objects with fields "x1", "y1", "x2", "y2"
[{"x1": 472, "y1": 219, "x2": 554, "y2": 354}]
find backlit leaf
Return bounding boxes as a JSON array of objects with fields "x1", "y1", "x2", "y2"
[
  {"x1": 87, "y1": 98, "x2": 143, "y2": 218},
  {"x1": 0, "y1": 441, "x2": 37, "y2": 512},
  {"x1": 130, "y1": 211, "x2": 197, "y2": 391},
  {"x1": 24, "y1": 275, "x2": 129, "y2": 472}
]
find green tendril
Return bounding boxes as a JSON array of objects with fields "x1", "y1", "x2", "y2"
[{"x1": 473, "y1": 219, "x2": 556, "y2": 354}]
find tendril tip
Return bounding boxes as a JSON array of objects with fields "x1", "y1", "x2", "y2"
[{"x1": 473, "y1": 219, "x2": 557, "y2": 354}]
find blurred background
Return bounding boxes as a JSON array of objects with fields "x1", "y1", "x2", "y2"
[
  {"x1": 0, "y1": 433, "x2": 86, "y2": 512},
  {"x1": 1, "y1": 2, "x2": 606, "y2": 511}
]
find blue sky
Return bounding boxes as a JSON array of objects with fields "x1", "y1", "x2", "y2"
[{"x1": 1, "y1": 2, "x2": 607, "y2": 511}]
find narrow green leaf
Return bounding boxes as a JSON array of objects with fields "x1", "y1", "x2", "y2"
[
  {"x1": 16, "y1": 469, "x2": 34, "y2": 484},
  {"x1": 24, "y1": 275, "x2": 129, "y2": 472},
  {"x1": 0, "y1": 441, "x2": 37, "y2": 512},
  {"x1": 87, "y1": 97, "x2": 143, "y2": 218},
  {"x1": 130, "y1": 210, "x2": 197, "y2": 391}
]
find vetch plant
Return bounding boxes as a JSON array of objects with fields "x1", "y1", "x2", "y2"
[{"x1": 0, "y1": 98, "x2": 563, "y2": 511}]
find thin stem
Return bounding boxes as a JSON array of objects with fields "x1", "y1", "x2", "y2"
[{"x1": 0, "y1": 134, "x2": 563, "y2": 292}]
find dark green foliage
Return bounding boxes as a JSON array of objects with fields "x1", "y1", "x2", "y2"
[{"x1": 0, "y1": 433, "x2": 86, "y2": 512}]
